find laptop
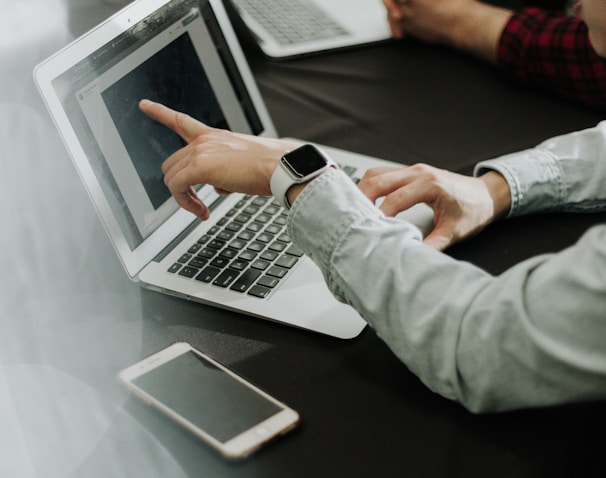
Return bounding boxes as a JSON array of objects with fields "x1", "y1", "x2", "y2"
[
  {"x1": 34, "y1": 0, "x2": 432, "y2": 339},
  {"x1": 223, "y1": 0, "x2": 393, "y2": 59}
]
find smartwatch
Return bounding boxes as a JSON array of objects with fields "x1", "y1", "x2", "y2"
[{"x1": 270, "y1": 144, "x2": 336, "y2": 209}]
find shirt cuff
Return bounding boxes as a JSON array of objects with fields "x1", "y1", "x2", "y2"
[{"x1": 474, "y1": 149, "x2": 564, "y2": 218}]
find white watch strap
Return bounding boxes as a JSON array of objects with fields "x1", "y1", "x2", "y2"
[{"x1": 270, "y1": 159, "x2": 296, "y2": 209}]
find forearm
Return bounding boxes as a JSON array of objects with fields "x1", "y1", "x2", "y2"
[
  {"x1": 389, "y1": 0, "x2": 514, "y2": 63},
  {"x1": 497, "y1": 8, "x2": 606, "y2": 110},
  {"x1": 445, "y1": 2, "x2": 513, "y2": 63}
]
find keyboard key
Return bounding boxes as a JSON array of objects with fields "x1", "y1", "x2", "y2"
[
  {"x1": 235, "y1": 213, "x2": 252, "y2": 223},
  {"x1": 252, "y1": 196, "x2": 269, "y2": 207},
  {"x1": 178, "y1": 253, "x2": 192, "y2": 263},
  {"x1": 238, "y1": 250, "x2": 257, "y2": 262},
  {"x1": 264, "y1": 205, "x2": 281, "y2": 215},
  {"x1": 217, "y1": 230, "x2": 234, "y2": 241},
  {"x1": 213, "y1": 269, "x2": 240, "y2": 288},
  {"x1": 251, "y1": 259, "x2": 271, "y2": 271},
  {"x1": 208, "y1": 239, "x2": 226, "y2": 249},
  {"x1": 246, "y1": 222, "x2": 263, "y2": 233},
  {"x1": 229, "y1": 238, "x2": 247, "y2": 250},
  {"x1": 230, "y1": 259, "x2": 249, "y2": 271},
  {"x1": 219, "y1": 248, "x2": 238, "y2": 259},
  {"x1": 260, "y1": 250, "x2": 279, "y2": 261},
  {"x1": 248, "y1": 285, "x2": 271, "y2": 298},
  {"x1": 268, "y1": 241, "x2": 287, "y2": 253},
  {"x1": 198, "y1": 247, "x2": 217, "y2": 259},
  {"x1": 276, "y1": 255, "x2": 298, "y2": 269},
  {"x1": 210, "y1": 257, "x2": 230, "y2": 268},
  {"x1": 247, "y1": 241, "x2": 265, "y2": 253},
  {"x1": 195, "y1": 266, "x2": 221, "y2": 283},
  {"x1": 285, "y1": 244, "x2": 304, "y2": 257},
  {"x1": 238, "y1": 230, "x2": 255, "y2": 241},
  {"x1": 265, "y1": 224, "x2": 282, "y2": 235},
  {"x1": 179, "y1": 266, "x2": 200, "y2": 278},
  {"x1": 225, "y1": 222, "x2": 244, "y2": 233},
  {"x1": 267, "y1": 265, "x2": 288, "y2": 279},
  {"x1": 230, "y1": 269, "x2": 262, "y2": 293},
  {"x1": 255, "y1": 213, "x2": 272, "y2": 224},
  {"x1": 243, "y1": 205, "x2": 259, "y2": 215},
  {"x1": 258, "y1": 275, "x2": 279, "y2": 289},
  {"x1": 197, "y1": 234, "x2": 211, "y2": 244},
  {"x1": 256, "y1": 233, "x2": 273, "y2": 243},
  {"x1": 189, "y1": 257, "x2": 208, "y2": 269}
]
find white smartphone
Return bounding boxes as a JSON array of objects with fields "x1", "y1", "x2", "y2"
[{"x1": 118, "y1": 342, "x2": 300, "y2": 459}]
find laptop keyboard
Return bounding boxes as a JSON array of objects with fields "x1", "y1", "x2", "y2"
[
  {"x1": 231, "y1": 0, "x2": 350, "y2": 46},
  {"x1": 168, "y1": 195, "x2": 304, "y2": 298},
  {"x1": 168, "y1": 165, "x2": 359, "y2": 299}
]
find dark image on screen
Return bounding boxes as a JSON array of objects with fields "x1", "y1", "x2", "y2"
[{"x1": 102, "y1": 32, "x2": 229, "y2": 210}]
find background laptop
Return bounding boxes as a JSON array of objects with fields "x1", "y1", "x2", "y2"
[
  {"x1": 223, "y1": 0, "x2": 393, "y2": 59},
  {"x1": 34, "y1": 0, "x2": 432, "y2": 339}
]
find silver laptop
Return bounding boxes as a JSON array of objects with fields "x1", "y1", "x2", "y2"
[
  {"x1": 225, "y1": 0, "x2": 392, "y2": 59},
  {"x1": 34, "y1": 0, "x2": 432, "y2": 339}
]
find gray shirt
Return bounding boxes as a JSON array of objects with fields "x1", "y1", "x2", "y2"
[{"x1": 287, "y1": 121, "x2": 606, "y2": 413}]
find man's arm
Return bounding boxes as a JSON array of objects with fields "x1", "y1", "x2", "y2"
[
  {"x1": 383, "y1": 0, "x2": 513, "y2": 62},
  {"x1": 290, "y1": 169, "x2": 606, "y2": 412},
  {"x1": 357, "y1": 121, "x2": 606, "y2": 250},
  {"x1": 497, "y1": 8, "x2": 606, "y2": 109},
  {"x1": 140, "y1": 100, "x2": 606, "y2": 412},
  {"x1": 383, "y1": 1, "x2": 606, "y2": 109}
]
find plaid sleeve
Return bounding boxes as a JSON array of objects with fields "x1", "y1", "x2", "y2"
[{"x1": 498, "y1": 8, "x2": 606, "y2": 111}]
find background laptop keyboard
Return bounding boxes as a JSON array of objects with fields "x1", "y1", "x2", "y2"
[{"x1": 230, "y1": 0, "x2": 350, "y2": 45}]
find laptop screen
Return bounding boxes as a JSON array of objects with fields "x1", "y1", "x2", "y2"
[{"x1": 50, "y1": 0, "x2": 263, "y2": 250}]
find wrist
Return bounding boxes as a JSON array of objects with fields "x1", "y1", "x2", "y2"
[
  {"x1": 479, "y1": 171, "x2": 512, "y2": 220},
  {"x1": 448, "y1": 2, "x2": 513, "y2": 63},
  {"x1": 270, "y1": 144, "x2": 336, "y2": 209}
]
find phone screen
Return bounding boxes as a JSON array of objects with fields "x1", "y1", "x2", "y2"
[{"x1": 132, "y1": 351, "x2": 282, "y2": 443}]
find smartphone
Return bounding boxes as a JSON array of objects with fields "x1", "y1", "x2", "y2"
[{"x1": 118, "y1": 342, "x2": 300, "y2": 459}]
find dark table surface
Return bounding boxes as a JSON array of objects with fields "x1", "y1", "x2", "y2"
[{"x1": 2, "y1": 2, "x2": 605, "y2": 477}]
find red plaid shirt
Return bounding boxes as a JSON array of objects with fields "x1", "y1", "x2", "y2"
[{"x1": 498, "y1": 7, "x2": 606, "y2": 111}]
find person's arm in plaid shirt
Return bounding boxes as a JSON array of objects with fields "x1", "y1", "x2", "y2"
[
  {"x1": 499, "y1": 7, "x2": 606, "y2": 110},
  {"x1": 383, "y1": 0, "x2": 606, "y2": 110}
]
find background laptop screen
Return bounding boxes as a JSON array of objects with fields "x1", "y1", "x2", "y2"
[{"x1": 51, "y1": 0, "x2": 263, "y2": 250}]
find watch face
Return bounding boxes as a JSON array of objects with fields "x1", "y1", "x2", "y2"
[{"x1": 282, "y1": 144, "x2": 328, "y2": 178}]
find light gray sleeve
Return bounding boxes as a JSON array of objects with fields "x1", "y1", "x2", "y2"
[
  {"x1": 289, "y1": 170, "x2": 606, "y2": 413},
  {"x1": 474, "y1": 120, "x2": 606, "y2": 217}
]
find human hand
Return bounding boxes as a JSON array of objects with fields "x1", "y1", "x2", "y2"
[
  {"x1": 357, "y1": 163, "x2": 511, "y2": 250},
  {"x1": 139, "y1": 99, "x2": 298, "y2": 220},
  {"x1": 382, "y1": 0, "x2": 511, "y2": 62}
]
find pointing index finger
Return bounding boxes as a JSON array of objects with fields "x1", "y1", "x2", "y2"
[{"x1": 139, "y1": 99, "x2": 209, "y2": 144}]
